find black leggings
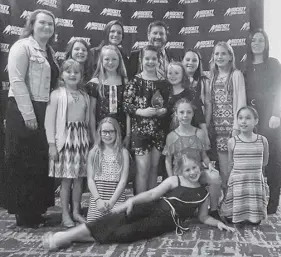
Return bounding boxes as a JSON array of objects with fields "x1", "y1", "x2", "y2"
[{"x1": 86, "y1": 201, "x2": 175, "y2": 244}]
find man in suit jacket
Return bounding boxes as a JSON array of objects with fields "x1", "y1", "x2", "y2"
[{"x1": 128, "y1": 20, "x2": 175, "y2": 80}]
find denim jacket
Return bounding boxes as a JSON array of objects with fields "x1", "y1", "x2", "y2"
[{"x1": 8, "y1": 35, "x2": 59, "y2": 121}]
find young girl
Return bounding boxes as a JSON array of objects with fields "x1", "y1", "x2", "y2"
[
  {"x1": 209, "y1": 41, "x2": 246, "y2": 191},
  {"x1": 42, "y1": 156, "x2": 234, "y2": 251},
  {"x1": 163, "y1": 98, "x2": 221, "y2": 218},
  {"x1": 45, "y1": 59, "x2": 90, "y2": 227},
  {"x1": 220, "y1": 106, "x2": 269, "y2": 224},
  {"x1": 86, "y1": 45, "x2": 130, "y2": 146},
  {"x1": 86, "y1": 117, "x2": 129, "y2": 222},
  {"x1": 166, "y1": 62, "x2": 208, "y2": 138},
  {"x1": 65, "y1": 38, "x2": 93, "y2": 82},
  {"x1": 123, "y1": 45, "x2": 170, "y2": 193}
]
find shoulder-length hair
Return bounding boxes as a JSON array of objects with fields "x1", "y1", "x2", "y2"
[
  {"x1": 167, "y1": 61, "x2": 187, "y2": 86},
  {"x1": 209, "y1": 41, "x2": 236, "y2": 93},
  {"x1": 183, "y1": 49, "x2": 205, "y2": 81},
  {"x1": 20, "y1": 9, "x2": 56, "y2": 45},
  {"x1": 91, "y1": 117, "x2": 124, "y2": 175},
  {"x1": 246, "y1": 28, "x2": 270, "y2": 66},
  {"x1": 96, "y1": 20, "x2": 125, "y2": 50},
  {"x1": 93, "y1": 45, "x2": 127, "y2": 97},
  {"x1": 64, "y1": 38, "x2": 94, "y2": 82}
]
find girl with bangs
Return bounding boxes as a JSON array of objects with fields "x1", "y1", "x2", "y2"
[
  {"x1": 86, "y1": 117, "x2": 129, "y2": 222},
  {"x1": 45, "y1": 59, "x2": 90, "y2": 227},
  {"x1": 86, "y1": 45, "x2": 130, "y2": 147}
]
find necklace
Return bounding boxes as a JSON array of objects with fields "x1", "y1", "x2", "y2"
[{"x1": 68, "y1": 90, "x2": 80, "y2": 102}]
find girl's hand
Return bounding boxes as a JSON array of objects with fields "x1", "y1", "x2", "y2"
[
  {"x1": 138, "y1": 107, "x2": 157, "y2": 117},
  {"x1": 217, "y1": 222, "x2": 235, "y2": 232},
  {"x1": 156, "y1": 108, "x2": 167, "y2": 116},
  {"x1": 208, "y1": 163, "x2": 219, "y2": 173},
  {"x1": 104, "y1": 200, "x2": 114, "y2": 211},
  {"x1": 269, "y1": 116, "x2": 281, "y2": 129},
  {"x1": 123, "y1": 135, "x2": 131, "y2": 149},
  {"x1": 25, "y1": 118, "x2": 38, "y2": 130},
  {"x1": 231, "y1": 129, "x2": 240, "y2": 137},
  {"x1": 124, "y1": 198, "x2": 134, "y2": 215},
  {"x1": 49, "y1": 144, "x2": 59, "y2": 161},
  {"x1": 205, "y1": 136, "x2": 211, "y2": 149},
  {"x1": 96, "y1": 199, "x2": 108, "y2": 213}
]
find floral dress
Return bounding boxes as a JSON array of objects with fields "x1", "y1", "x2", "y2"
[{"x1": 123, "y1": 75, "x2": 170, "y2": 154}]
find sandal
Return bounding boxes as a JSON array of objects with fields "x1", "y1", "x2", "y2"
[
  {"x1": 42, "y1": 232, "x2": 58, "y2": 251},
  {"x1": 73, "y1": 214, "x2": 86, "y2": 224},
  {"x1": 61, "y1": 218, "x2": 75, "y2": 228}
]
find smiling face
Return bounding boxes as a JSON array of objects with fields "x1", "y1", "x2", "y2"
[
  {"x1": 33, "y1": 12, "x2": 54, "y2": 41},
  {"x1": 148, "y1": 26, "x2": 167, "y2": 48},
  {"x1": 62, "y1": 66, "x2": 82, "y2": 89},
  {"x1": 71, "y1": 42, "x2": 88, "y2": 64},
  {"x1": 108, "y1": 24, "x2": 123, "y2": 46},
  {"x1": 251, "y1": 32, "x2": 266, "y2": 55},
  {"x1": 100, "y1": 122, "x2": 116, "y2": 146},
  {"x1": 213, "y1": 45, "x2": 232, "y2": 69},
  {"x1": 182, "y1": 51, "x2": 200, "y2": 76},
  {"x1": 237, "y1": 108, "x2": 258, "y2": 133},
  {"x1": 176, "y1": 102, "x2": 194, "y2": 126},
  {"x1": 142, "y1": 49, "x2": 158, "y2": 73},
  {"x1": 102, "y1": 49, "x2": 120, "y2": 73},
  {"x1": 167, "y1": 64, "x2": 183, "y2": 85},
  {"x1": 181, "y1": 158, "x2": 201, "y2": 183}
]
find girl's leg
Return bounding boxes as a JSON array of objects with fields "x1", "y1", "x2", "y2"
[
  {"x1": 148, "y1": 147, "x2": 161, "y2": 190},
  {"x1": 134, "y1": 153, "x2": 151, "y2": 194},
  {"x1": 60, "y1": 178, "x2": 75, "y2": 227},
  {"x1": 72, "y1": 178, "x2": 86, "y2": 223},
  {"x1": 217, "y1": 152, "x2": 229, "y2": 193},
  {"x1": 42, "y1": 224, "x2": 93, "y2": 250}
]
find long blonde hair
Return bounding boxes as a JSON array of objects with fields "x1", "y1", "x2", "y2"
[
  {"x1": 91, "y1": 117, "x2": 124, "y2": 174},
  {"x1": 209, "y1": 41, "x2": 236, "y2": 94},
  {"x1": 93, "y1": 45, "x2": 127, "y2": 97}
]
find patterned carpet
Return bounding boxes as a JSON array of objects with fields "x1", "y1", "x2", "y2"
[{"x1": 0, "y1": 191, "x2": 281, "y2": 257}]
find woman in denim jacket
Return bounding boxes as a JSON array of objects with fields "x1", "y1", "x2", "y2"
[{"x1": 3, "y1": 9, "x2": 59, "y2": 227}]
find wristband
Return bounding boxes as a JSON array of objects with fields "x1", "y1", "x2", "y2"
[{"x1": 94, "y1": 197, "x2": 101, "y2": 202}]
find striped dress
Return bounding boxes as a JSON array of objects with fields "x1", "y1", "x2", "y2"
[
  {"x1": 220, "y1": 135, "x2": 267, "y2": 223},
  {"x1": 87, "y1": 152, "x2": 126, "y2": 222}
]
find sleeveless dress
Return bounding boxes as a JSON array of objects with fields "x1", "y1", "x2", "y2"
[
  {"x1": 211, "y1": 77, "x2": 234, "y2": 152},
  {"x1": 162, "y1": 129, "x2": 206, "y2": 174},
  {"x1": 220, "y1": 135, "x2": 267, "y2": 223},
  {"x1": 87, "y1": 152, "x2": 126, "y2": 222},
  {"x1": 86, "y1": 176, "x2": 209, "y2": 243}
]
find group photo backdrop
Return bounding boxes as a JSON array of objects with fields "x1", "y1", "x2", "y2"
[{"x1": 0, "y1": 0, "x2": 254, "y2": 170}]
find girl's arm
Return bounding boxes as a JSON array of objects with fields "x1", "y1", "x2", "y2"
[
  {"x1": 262, "y1": 136, "x2": 269, "y2": 167},
  {"x1": 227, "y1": 138, "x2": 235, "y2": 175},
  {"x1": 198, "y1": 197, "x2": 235, "y2": 232},
  {"x1": 123, "y1": 114, "x2": 131, "y2": 149},
  {"x1": 198, "y1": 123, "x2": 210, "y2": 148},
  {"x1": 163, "y1": 132, "x2": 176, "y2": 176},
  {"x1": 87, "y1": 149, "x2": 100, "y2": 200},
  {"x1": 203, "y1": 78, "x2": 212, "y2": 127},
  {"x1": 89, "y1": 96, "x2": 97, "y2": 143},
  {"x1": 165, "y1": 156, "x2": 174, "y2": 177},
  {"x1": 109, "y1": 148, "x2": 130, "y2": 207},
  {"x1": 232, "y1": 70, "x2": 246, "y2": 133}
]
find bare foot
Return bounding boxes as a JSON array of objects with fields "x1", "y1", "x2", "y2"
[
  {"x1": 73, "y1": 213, "x2": 86, "y2": 224},
  {"x1": 61, "y1": 215, "x2": 75, "y2": 228}
]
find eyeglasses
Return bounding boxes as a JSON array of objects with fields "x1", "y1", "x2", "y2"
[{"x1": 101, "y1": 130, "x2": 116, "y2": 136}]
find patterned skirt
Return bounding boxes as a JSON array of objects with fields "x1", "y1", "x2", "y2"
[
  {"x1": 87, "y1": 180, "x2": 126, "y2": 222},
  {"x1": 49, "y1": 121, "x2": 89, "y2": 178},
  {"x1": 219, "y1": 170, "x2": 267, "y2": 223}
]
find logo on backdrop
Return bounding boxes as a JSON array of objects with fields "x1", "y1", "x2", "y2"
[
  {"x1": 194, "y1": 9, "x2": 215, "y2": 19},
  {"x1": 67, "y1": 4, "x2": 90, "y2": 13},
  {"x1": 165, "y1": 42, "x2": 184, "y2": 49},
  {"x1": 224, "y1": 7, "x2": 246, "y2": 16},
  {"x1": 163, "y1": 11, "x2": 184, "y2": 19},
  {"x1": 55, "y1": 51, "x2": 66, "y2": 61},
  {"x1": 179, "y1": 26, "x2": 199, "y2": 34},
  {"x1": 0, "y1": 4, "x2": 10, "y2": 14},
  {"x1": 85, "y1": 22, "x2": 106, "y2": 31},
  {"x1": 115, "y1": 0, "x2": 137, "y2": 2},
  {"x1": 209, "y1": 23, "x2": 230, "y2": 32},
  {"x1": 123, "y1": 26, "x2": 138, "y2": 34},
  {"x1": 194, "y1": 40, "x2": 215, "y2": 49},
  {"x1": 227, "y1": 38, "x2": 246, "y2": 47},
  {"x1": 147, "y1": 0, "x2": 168, "y2": 3},
  {"x1": 68, "y1": 37, "x2": 91, "y2": 45},
  {"x1": 0, "y1": 43, "x2": 9, "y2": 53},
  {"x1": 3, "y1": 25, "x2": 23, "y2": 36},
  {"x1": 178, "y1": 0, "x2": 199, "y2": 4},
  {"x1": 55, "y1": 18, "x2": 74, "y2": 28},
  {"x1": 131, "y1": 11, "x2": 153, "y2": 19},
  {"x1": 2, "y1": 82, "x2": 10, "y2": 91},
  {"x1": 20, "y1": 10, "x2": 32, "y2": 19},
  {"x1": 240, "y1": 54, "x2": 247, "y2": 62},
  {"x1": 37, "y1": 0, "x2": 58, "y2": 8},
  {"x1": 240, "y1": 22, "x2": 250, "y2": 31},
  {"x1": 100, "y1": 8, "x2": 121, "y2": 17},
  {"x1": 132, "y1": 41, "x2": 149, "y2": 49}
]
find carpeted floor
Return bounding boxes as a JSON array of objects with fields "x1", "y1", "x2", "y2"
[{"x1": 0, "y1": 191, "x2": 281, "y2": 257}]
